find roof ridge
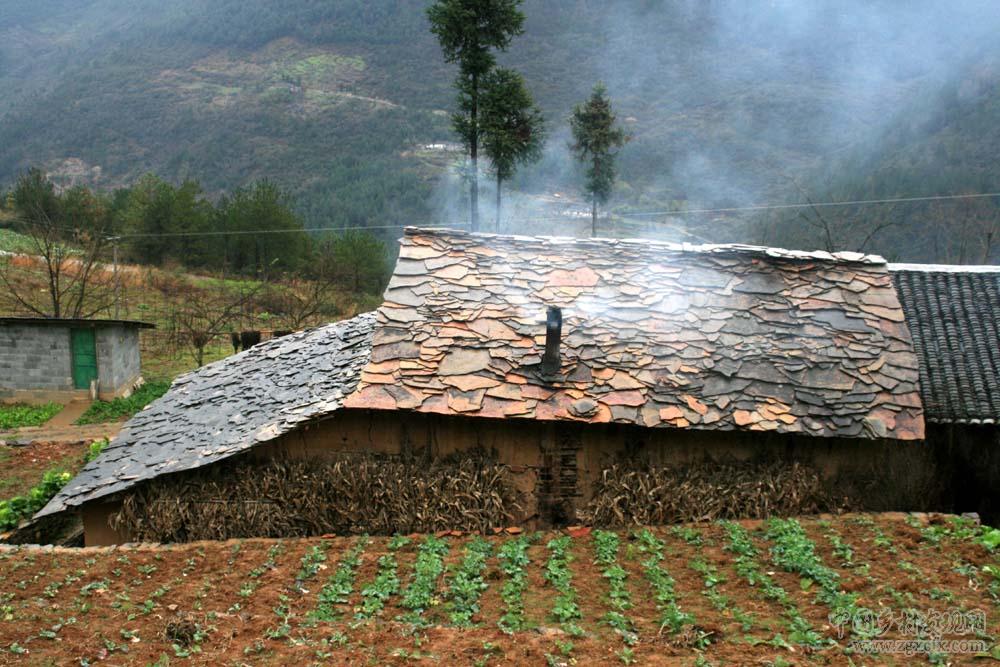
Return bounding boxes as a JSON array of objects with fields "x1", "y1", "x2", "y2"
[
  {"x1": 889, "y1": 263, "x2": 1000, "y2": 273},
  {"x1": 404, "y1": 226, "x2": 887, "y2": 265}
]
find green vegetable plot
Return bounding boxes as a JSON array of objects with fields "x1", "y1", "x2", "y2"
[{"x1": 2, "y1": 516, "x2": 998, "y2": 665}]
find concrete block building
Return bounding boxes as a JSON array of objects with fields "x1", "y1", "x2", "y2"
[{"x1": 0, "y1": 318, "x2": 154, "y2": 403}]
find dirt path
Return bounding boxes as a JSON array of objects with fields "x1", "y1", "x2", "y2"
[
  {"x1": 41, "y1": 399, "x2": 91, "y2": 429},
  {"x1": 1, "y1": 420, "x2": 123, "y2": 446}
]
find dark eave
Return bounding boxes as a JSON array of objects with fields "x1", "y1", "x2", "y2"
[{"x1": 0, "y1": 317, "x2": 155, "y2": 329}]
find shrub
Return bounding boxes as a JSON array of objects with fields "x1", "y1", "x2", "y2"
[
  {"x1": 85, "y1": 439, "x2": 109, "y2": 463},
  {"x1": 0, "y1": 440, "x2": 104, "y2": 533}
]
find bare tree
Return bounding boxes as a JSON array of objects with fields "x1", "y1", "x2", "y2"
[
  {"x1": 261, "y1": 278, "x2": 339, "y2": 331},
  {"x1": 931, "y1": 195, "x2": 1000, "y2": 264},
  {"x1": 0, "y1": 172, "x2": 116, "y2": 318},
  {"x1": 759, "y1": 173, "x2": 898, "y2": 255},
  {"x1": 150, "y1": 273, "x2": 263, "y2": 367},
  {"x1": 795, "y1": 196, "x2": 898, "y2": 255}
]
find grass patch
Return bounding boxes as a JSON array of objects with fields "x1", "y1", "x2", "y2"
[
  {"x1": 276, "y1": 53, "x2": 366, "y2": 89},
  {"x1": 0, "y1": 403, "x2": 62, "y2": 430},
  {"x1": 141, "y1": 341, "x2": 232, "y2": 383},
  {"x1": 0, "y1": 228, "x2": 38, "y2": 254},
  {"x1": 75, "y1": 382, "x2": 170, "y2": 425}
]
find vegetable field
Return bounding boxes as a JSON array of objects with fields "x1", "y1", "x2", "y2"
[
  {"x1": 1, "y1": 514, "x2": 998, "y2": 665},
  {"x1": 0, "y1": 403, "x2": 62, "y2": 431}
]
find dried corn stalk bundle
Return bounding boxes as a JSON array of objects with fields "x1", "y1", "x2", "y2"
[
  {"x1": 583, "y1": 460, "x2": 842, "y2": 527},
  {"x1": 111, "y1": 452, "x2": 522, "y2": 543}
]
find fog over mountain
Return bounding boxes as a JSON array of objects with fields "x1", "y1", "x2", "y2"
[{"x1": 2, "y1": 0, "x2": 999, "y2": 260}]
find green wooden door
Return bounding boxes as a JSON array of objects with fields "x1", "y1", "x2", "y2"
[{"x1": 70, "y1": 329, "x2": 98, "y2": 390}]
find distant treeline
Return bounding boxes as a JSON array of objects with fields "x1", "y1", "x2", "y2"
[{"x1": 0, "y1": 169, "x2": 389, "y2": 293}]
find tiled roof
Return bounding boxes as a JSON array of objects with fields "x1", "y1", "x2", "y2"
[
  {"x1": 36, "y1": 313, "x2": 376, "y2": 518},
  {"x1": 345, "y1": 228, "x2": 925, "y2": 440},
  {"x1": 891, "y1": 265, "x2": 1000, "y2": 424}
]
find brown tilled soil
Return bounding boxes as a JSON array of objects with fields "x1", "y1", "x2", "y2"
[
  {"x1": 0, "y1": 440, "x2": 91, "y2": 499},
  {"x1": 0, "y1": 513, "x2": 998, "y2": 666}
]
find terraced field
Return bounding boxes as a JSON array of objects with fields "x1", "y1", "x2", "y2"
[{"x1": 1, "y1": 514, "x2": 998, "y2": 665}]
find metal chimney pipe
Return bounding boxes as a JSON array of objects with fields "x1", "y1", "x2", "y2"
[{"x1": 541, "y1": 306, "x2": 562, "y2": 375}]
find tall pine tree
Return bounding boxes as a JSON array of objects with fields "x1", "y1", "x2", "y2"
[
  {"x1": 570, "y1": 83, "x2": 629, "y2": 237},
  {"x1": 427, "y1": 0, "x2": 525, "y2": 232},
  {"x1": 480, "y1": 68, "x2": 545, "y2": 231}
]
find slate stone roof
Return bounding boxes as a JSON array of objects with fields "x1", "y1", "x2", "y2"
[
  {"x1": 36, "y1": 313, "x2": 376, "y2": 518},
  {"x1": 345, "y1": 228, "x2": 925, "y2": 439},
  {"x1": 891, "y1": 265, "x2": 1000, "y2": 424}
]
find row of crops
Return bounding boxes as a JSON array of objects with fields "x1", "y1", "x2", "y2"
[{"x1": 0, "y1": 515, "x2": 998, "y2": 664}]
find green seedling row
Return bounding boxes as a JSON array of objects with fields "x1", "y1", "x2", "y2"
[
  {"x1": 765, "y1": 518, "x2": 873, "y2": 639},
  {"x1": 294, "y1": 542, "x2": 330, "y2": 590},
  {"x1": 399, "y1": 535, "x2": 449, "y2": 621},
  {"x1": 593, "y1": 530, "x2": 637, "y2": 646},
  {"x1": 688, "y1": 553, "x2": 755, "y2": 633},
  {"x1": 634, "y1": 529, "x2": 697, "y2": 639},
  {"x1": 720, "y1": 521, "x2": 826, "y2": 649},
  {"x1": 240, "y1": 543, "x2": 285, "y2": 599},
  {"x1": 497, "y1": 535, "x2": 532, "y2": 633},
  {"x1": 312, "y1": 536, "x2": 368, "y2": 622},
  {"x1": 544, "y1": 535, "x2": 583, "y2": 636},
  {"x1": 358, "y1": 536, "x2": 409, "y2": 619},
  {"x1": 446, "y1": 537, "x2": 492, "y2": 627}
]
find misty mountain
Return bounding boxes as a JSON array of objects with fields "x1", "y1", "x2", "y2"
[{"x1": 1, "y1": 0, "x2": 999, "y2": 261}]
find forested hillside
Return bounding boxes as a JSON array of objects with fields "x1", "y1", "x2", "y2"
[{"x1": 2, "y1": 0, "x2": 1000, "y2": 261}]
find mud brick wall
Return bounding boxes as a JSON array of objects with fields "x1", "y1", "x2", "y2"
[
  {"x1": 258, "y1": 410, "x2": 937, "y2": 527},
  {"x1": 82, "y1": 406, "x2": 944, "y2": 544}
]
